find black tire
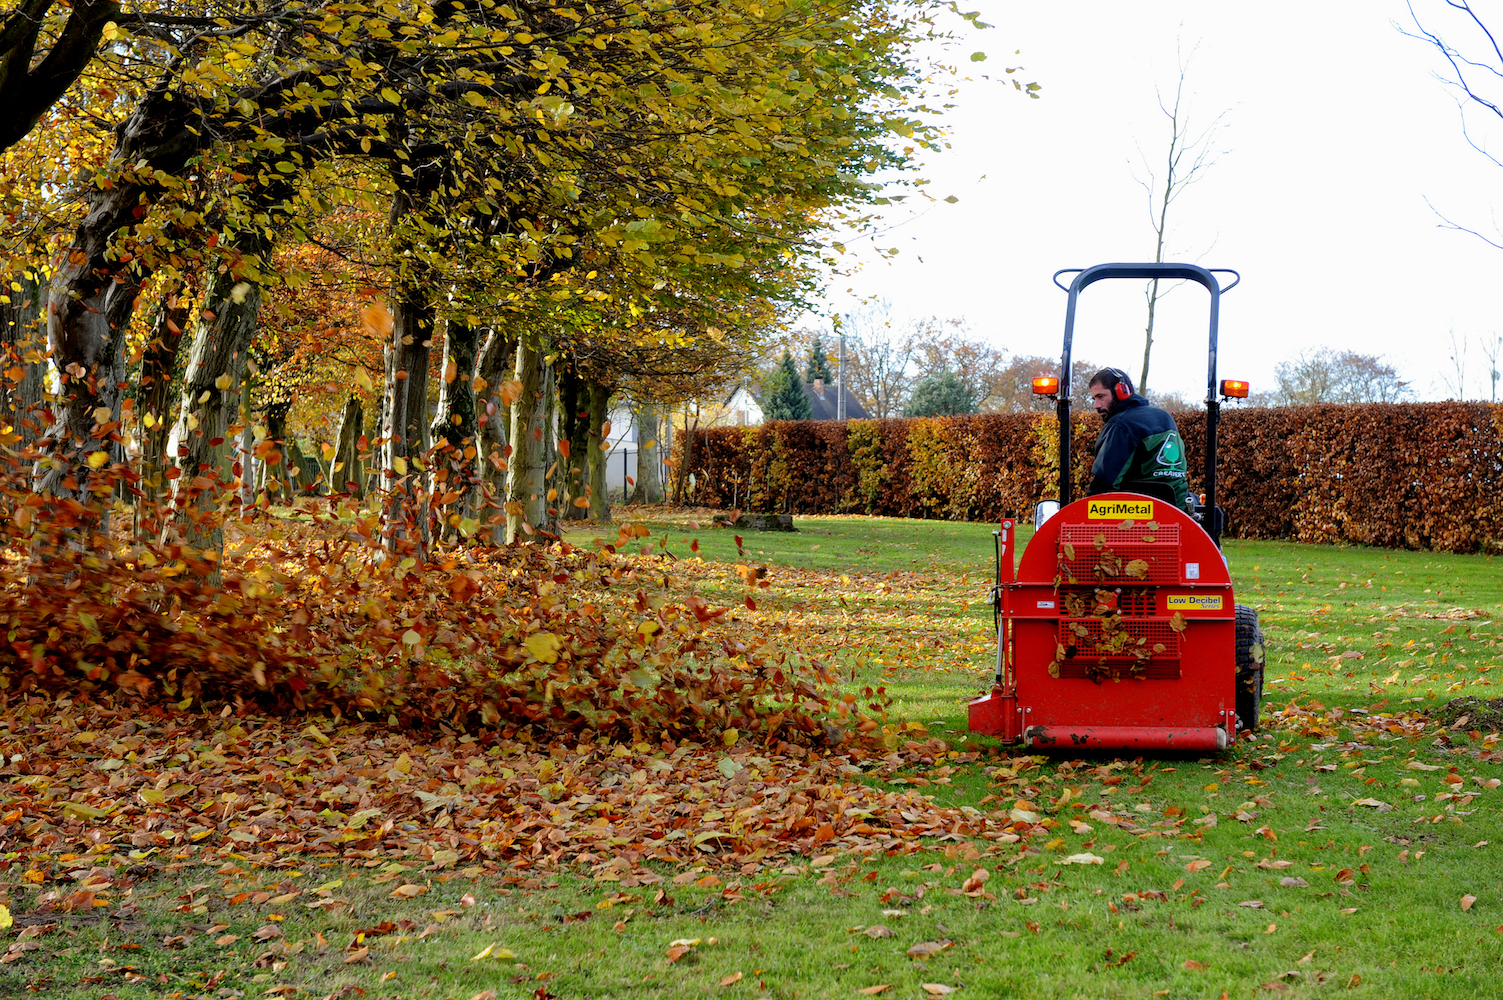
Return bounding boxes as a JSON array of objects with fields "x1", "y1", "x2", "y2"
[{"x1": 1235, "y1": 604, "x2": 1265, "y2": 733}]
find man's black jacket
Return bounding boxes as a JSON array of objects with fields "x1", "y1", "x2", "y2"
[{"x1": 1088, "y1": 394, "x2": 1191, "y2": 509}]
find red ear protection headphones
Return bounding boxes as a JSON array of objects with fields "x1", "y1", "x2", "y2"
[{"x1": 1106, "y1": 368, "x2": 1133, "y2": 401}]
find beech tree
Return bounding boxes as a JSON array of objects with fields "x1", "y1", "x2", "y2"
[{"x1": 4, "y1": 0, "x2": 1037, "y2": 564}]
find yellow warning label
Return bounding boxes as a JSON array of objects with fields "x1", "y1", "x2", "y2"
[
  {"x1": 1087, "y1": 499, "x2": 1154, "y2": 520},
  {"x1": 1167, "y1": 594, "x2": 1223, "y2": 611}
]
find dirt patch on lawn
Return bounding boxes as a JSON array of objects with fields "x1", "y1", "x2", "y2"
[{"x1": 1433, "y1": 696, "x2": 1503, "y2": 733}]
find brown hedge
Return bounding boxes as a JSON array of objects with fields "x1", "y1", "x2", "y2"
[{"x1": 678, "y1": 402, "x2": 1503, "y2": 553}]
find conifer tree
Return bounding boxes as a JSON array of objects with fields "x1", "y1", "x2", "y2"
[
  {"x1": 805, "y1": 335, "x2": 835, "y2": 384},
  {"x1": 763, "y1": 349, "x2": 812, "y2": 421},
  {"x1": 903, "y1": 370, "x2": 977, "y2": 417}
]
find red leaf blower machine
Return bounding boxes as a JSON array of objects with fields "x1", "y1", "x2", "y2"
[{"x1": 968, "y1": 263, "x2": 1265, "y2": 752}]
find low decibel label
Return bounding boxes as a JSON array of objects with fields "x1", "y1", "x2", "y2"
[{"x1": 1166, "y1": 594, "x2": 1223, "y2": 611}]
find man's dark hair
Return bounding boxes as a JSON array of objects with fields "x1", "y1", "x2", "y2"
[{"x1": 1089, "y1": 367, "x2": 1135, "y2": 397}]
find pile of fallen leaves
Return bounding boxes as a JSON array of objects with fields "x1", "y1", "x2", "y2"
[
  {"x1": 0, "y1": 707, "x2": 1000, "y2": 882},
  {"x1": 0, "y1": 467, "x2": 835, "y2": 744}
]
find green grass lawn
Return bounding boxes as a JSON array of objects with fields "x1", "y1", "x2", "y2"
[{"x1": 6, "y1": 513, "x2": 1502, "y2": 999}]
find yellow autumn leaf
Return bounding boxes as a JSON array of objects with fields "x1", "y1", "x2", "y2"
[
  {"x1": 215, "y1": 372, "x2": 233, "y2": 390},
  {"x1": 87, "y1": 451, "x2": 109, "y2": 468},
  {"x1": 0, "y1": 903, "x2": 11, "y2": 929},
  {"x1": 393, "y1": 456, "x2": 407, "y2": 476},
  {"x1": 525, "y1": 632, "x2": 562, "y2": 664},
  {"x1": 354, "y1": 368, "x2": 375, "y2": 393}
]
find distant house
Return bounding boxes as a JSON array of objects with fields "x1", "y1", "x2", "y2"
[
  {"x1": 723, "y1": 386, "x2": 765, "y2": 426},
  {"x1": 804, "y1": 378, "x2": 868, "y2": 421}
]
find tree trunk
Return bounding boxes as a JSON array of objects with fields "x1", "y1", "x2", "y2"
[
  {"x1": 505, "y1": 341, "x2": 545, "y2": 542},
  {"x1": 165, "y1": 262, "x2": 261, "y2": 561},
  {"x1": 0, "y1": 268, "x2": 47, "y2": 457},
  {"x1": 539, "y1": 358, "x2": 559, "y2": 538},
  {"x1": 431, "y1": 316, "x2": 480, "y2": 539},
  {"x1": 41, "y1": 80, "x2": 203, "y2": 498},
  {"x1": 288, "y1": 440, "x2": 324, "y2": 495},
  {"x1": 259, "y1": 399, "x2": 291, "y2": 503},
  {"x1": 137, "y1": 285, "x2": 189, "y2": 507},
  {"x1": 587, "y1": 379, "x2": 611, "y2": 523},
  {"x1": 382, "y1": 277, "x2": 434, "y2": 553},
  {"x1": 672, "y1": 404, "x2": 699, "y2": 505},
  {"x1": 558, "y1": 363, "x2": 591, "y2": 520},
  {"x1": 431, "y1": 316, "x2": 479, "y2": 451},
  {"x1": 237, "y1": 418, "x2": 255, "y2": 509},
  {"x1": 330, "y1": 396, "x2": 365, "y2": 498},
  {"x1": 627, "y1": 400, "x2": 663, "y2": 504},
  {"x1": 474, "y1": 329, "x2": 515, "y2": 543}
]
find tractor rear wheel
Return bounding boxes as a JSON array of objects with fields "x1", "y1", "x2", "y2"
[{"x1": 1235, "y1": 604, "x2": 1265, "y2": 733}]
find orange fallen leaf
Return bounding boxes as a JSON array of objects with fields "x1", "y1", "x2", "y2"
[
  {"x1": 719, "y1": 971, "x2": 743, "y2": 986},
  {"x1": 921, "y1": 986, "x2": 955, "y2": 996},
  {"x1": 1185, "y1": 859, "x2": 1211, "y2": 872},
  {"x1": 345, "y1": 946, "x2": 369, "y2": 964},
  {"x1": 1183, "y1": 960, "x2": 1206, "y2": 970},
  {"x1": 1462, "y1": 894, "x2": 1478, "y2": 911},
  {"x1": 856, "y1": 987, "x2": 892, "y2": 996}
]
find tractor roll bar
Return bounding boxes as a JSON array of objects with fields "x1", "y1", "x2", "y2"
[{"x1": 1049, "y1": 263, "x2": 1240, "y2": 544}]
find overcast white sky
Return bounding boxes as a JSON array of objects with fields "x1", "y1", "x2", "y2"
[{"x1": 820, "y1": 1, "x2": 1503, "y2": 402}]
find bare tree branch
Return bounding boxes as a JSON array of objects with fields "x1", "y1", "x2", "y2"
[{"x1": 1129, "y1": 33, "x2": 1231, "y2": 395}]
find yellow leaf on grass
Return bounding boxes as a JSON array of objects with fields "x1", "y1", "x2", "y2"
[{"x1": 0, "y1": 904, "x2": 10, "y2": 930}]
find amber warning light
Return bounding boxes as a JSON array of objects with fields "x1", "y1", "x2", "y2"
[
  {"x1": 1031, "y1": 376, "x2": 1060, "y2": 395},
  {"x1": 1220, "y1": 379, "x2": 1250, "y2": 398}
]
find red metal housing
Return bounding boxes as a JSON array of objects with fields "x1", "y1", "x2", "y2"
[{"x1": 968, "y1": 493, "x2": 1236, "y2": 751}]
